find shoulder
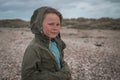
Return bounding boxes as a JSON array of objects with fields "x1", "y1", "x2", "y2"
[
  {"x1": 26, "y1": 38, "x2": 39, "y2": 50},
  {"x1": 24, "y1": 40, "x2": 48, "y2": 60},
  {"x1": 24, "y1": 38, "x2": 45, "y2": 56},
  {"x1": 26, "y1": 37, "x2": 50, "y2": 51}
]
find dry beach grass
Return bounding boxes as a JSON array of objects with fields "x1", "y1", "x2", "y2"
[{"x1": 0, "y1": 27, "x2": 120, "y2": 80}]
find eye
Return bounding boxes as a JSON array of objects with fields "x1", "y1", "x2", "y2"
[
  {"x1": 56, "y1": 23, "x2": 60, "y2": 26},
  {"x1": 48, "y1": 23, "x2": 60, "y2": 26},
  {"x1": 48, "y1": 23, "x2": 54, "y2": 26}
]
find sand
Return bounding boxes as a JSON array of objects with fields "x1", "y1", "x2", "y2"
[{"x1": 0, "y1": 27, "x2": 120, "y2": 80}]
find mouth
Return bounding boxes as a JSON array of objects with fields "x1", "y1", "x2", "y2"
[{"x1": 51, "y1": 32, "x2": 59, "y2": 35}]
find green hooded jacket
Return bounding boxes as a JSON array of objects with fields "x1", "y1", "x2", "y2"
[{"x1": 21, "y1": 6, "x2": 71, "y2": 80}]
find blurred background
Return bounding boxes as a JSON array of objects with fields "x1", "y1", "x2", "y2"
[{"x1": 0, "y1": 0, "x2": 120, "y2": 80}]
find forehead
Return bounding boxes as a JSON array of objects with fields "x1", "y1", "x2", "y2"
[{"x1": 43, "y1": 13, "x2": 60, "y2": 21}]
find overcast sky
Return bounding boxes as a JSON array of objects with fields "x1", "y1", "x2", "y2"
[{"x1": 0, "y1": 0, "x2": 120, "y2": 21}]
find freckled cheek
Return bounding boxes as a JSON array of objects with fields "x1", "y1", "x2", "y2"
[
  {"x1": 58, "y1": 27, "x2": 61, "y2": 30},
  {"x1": 43, "y1": 27, "x2": 49, "y2": 35},
  {"x1": 57, "y1": 27, "x2": 61, "y2": 32},
  {"x1": 56, "y1": 26, "x2": 61, "y2": 30}
]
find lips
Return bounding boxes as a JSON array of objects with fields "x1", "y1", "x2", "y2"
[
  {"x1": 51, "y1": 31, "x2": 59, "y2": 35},
  {"x1": 51, "y1": 32, "x2": 58, "y2": 34}
]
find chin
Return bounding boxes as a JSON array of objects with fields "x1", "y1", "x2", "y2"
[{"x1": 50, "y1": 35, "x2": 57, "y2": 39}]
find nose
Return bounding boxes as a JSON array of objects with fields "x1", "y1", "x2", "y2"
[{"x1": 53, "y1": 26, "x2": 59, "y2": 30}]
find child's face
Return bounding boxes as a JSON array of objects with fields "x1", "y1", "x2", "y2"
[{"x1": 42, "y1": 13, "x2": 61, "y2": 39}]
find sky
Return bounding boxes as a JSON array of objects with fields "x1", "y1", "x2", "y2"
[{"x1": 0, "y1": 0, "x2": 120, "y2": 21}]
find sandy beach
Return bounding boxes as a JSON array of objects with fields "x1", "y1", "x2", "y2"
[{"x1": 0, "y1": 27, "x2": 120, "y2": 80}]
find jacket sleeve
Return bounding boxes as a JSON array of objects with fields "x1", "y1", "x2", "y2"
[{"x1": 21, "y1": 45, "x2": 71, "y2": 80}]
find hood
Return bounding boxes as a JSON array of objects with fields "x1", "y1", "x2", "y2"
[{"x1": 30, "y1": 6, "x2": 49, "y2": 34}]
